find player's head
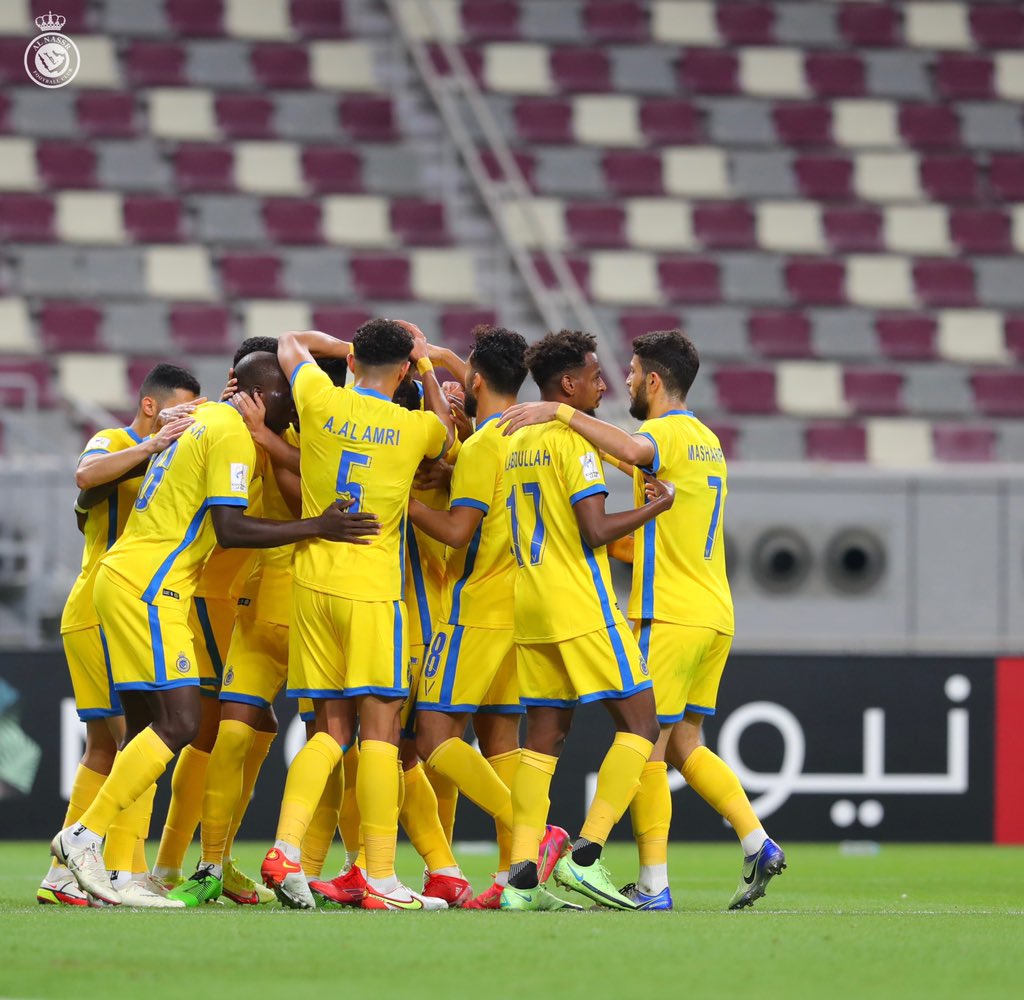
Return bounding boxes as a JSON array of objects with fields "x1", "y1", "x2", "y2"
[
  {"x1": 233, "y1": 351, "x2": 292, "y2": 433},
  {"x1": 233, "y1": 336, "x2": 278, "y2": 368},
  {"x1": 351, "y1": 318, "x2": 414, "y2": 396},
  {"x1": 392, "y1": 372, "x2": 422, "y2": 412},
  {"x1": 628, "y1": 330, "x2": 700, "y2": 420},
  {"x1": 318, "y1": 356, "x2": 348, "y2": 388},
  {"x1": 464, "y1": 324, "x2": 528, "y2": 418},
  {"x1": 137, "y1": 363, "x2": 201, "y2": 422},
  {"x1": 525, "y1": 329, "x2": 606, "y2": 414}
]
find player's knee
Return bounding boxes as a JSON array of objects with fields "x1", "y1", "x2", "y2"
[
  {"x1": 631, "y1": 716, "x2": 661, "y2": 747},
  {"x1": 155, "y1": 711, "x2": 201, "y2": 752}
]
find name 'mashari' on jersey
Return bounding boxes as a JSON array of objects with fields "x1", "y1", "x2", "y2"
[
  {"x1": 503, "y1": 421, "x2": 624, "y2": 643},
  {"x1": 290, "y1": 361, "x2": 447, "y2": 603},
  {"x1": 99, "y1": 401, "x2": 255, "y2": 607},
  {"x1": 629, "y1": 410, "x2": 735, "y2": 635},
  {"x1": 61, "y1": 425, "x2": 147, "y2": 633},
  {"x1": 440, "y1": 414, "x2": 514, "y2": 630}
]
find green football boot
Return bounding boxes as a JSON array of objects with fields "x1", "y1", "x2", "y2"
[
  {"x1": 499, "y1": 884, "x2": 583, "y2": 911},
  {"x1": 728, "y1": 838, "x2": 786, "y2": 910},
  {"x1": 553, "y1": 855, "x2": 638, "y2": 911},
  {"x1": 223, "y1": 858, "x2": 276, "y2": 906},
  {"x1": 167, "y1": 865, "x2": 224, "y2": 907}
]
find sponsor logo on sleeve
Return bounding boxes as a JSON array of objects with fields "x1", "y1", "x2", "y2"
[
  {"x1": 230, "y1": 463, "x2": 249, "y2": 494},
  {"x1": 580, "y1": 452, "x2": 601, "y2": 483}
]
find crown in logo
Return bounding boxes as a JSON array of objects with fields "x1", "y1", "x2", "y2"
[{"x1": 35, "y1": 10, "x2": 66, "y2": 32}]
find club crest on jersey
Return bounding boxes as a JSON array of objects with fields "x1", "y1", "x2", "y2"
[
  {"x1": 223, "y1": 667, "x2": 234, "y2": 686},
  {"x1": 175, "y1": 652, "x2": 191, "y2": 674},
  {"x1": 580, "y1": 451, "x2": 601, "y2": 483},
  {"x1": 639, "y1": 656, "x2": 650, "y2": 677}
]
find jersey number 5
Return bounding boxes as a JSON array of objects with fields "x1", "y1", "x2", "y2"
[
  {"x1": 336, "y1": 450, "x2": 372, "y2": 513},
  {"x1": 134, "y1": 441, "x2": 179, "y2": 511},
  {"x1": 506, "y1": 481, "x2": 546, "y2": 568}
]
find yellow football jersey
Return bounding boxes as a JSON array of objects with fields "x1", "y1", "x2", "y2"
[
  {"x1": 238, "y1": 426, "x2": 300, "y2": 626},
  {"x1": 290, "y1": 362, "x2": 447, "y2": 602},
  {"x1": 100, "y1": 401, "x2": 255, "y2": 608},
  {"x1": 504, "y1": 421, "x2": 623, "y2": 643},
  {"x1": 628, "y1": 410, "x2": 735, "y2": 635},
  {"x1": 440, "y1": 415, "x2": 514, "y2": 630},
  {"x1": 61, "y1": 426, "x2": 147, "y2": 633}
]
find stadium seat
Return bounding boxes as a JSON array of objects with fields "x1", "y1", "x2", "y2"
[
  {"x1": 216, "y1": 95, "x2": 276, "y2": 138},
  {"x1": 913, "y1": 260, "x2": 976, "y2": 308},
  {"x1": 713, "y1": 367, "x2": 777, "y2": 414},
  {"x1": 748, "y1": 311, "x2": 813, "y2": 358},
  {"x1": 462, "y1": 2, "x2": 520, "y2": 40},
  {"x1": 76, "y1": 93, "x2": 138, "y2": 137},
  {"x1": 290, "y1": 0, "x2": 348, "y2": 37},
  {"x1": 844, "y1": 369, "x2": 905, "y2": 415},
  {"x1": 251, "y1": 43, "x2": 312, "y2": 88},
  {"x1": 351, "y1": 256, "x2": 412, "y2": 300},
  {"x1": 898, "y1": 104, "x2": 960, "y2": 149},
  {"x1": 0, "y1": 358, "x2": 57, "y2": 408},
  {"x1": 169, "y1": 305, "x2": 233, "y2": 354},
  {"x1": 565, "y1": 203, "x2": 626, "y2": 248},
  {"x1": 785, "y1": 258, "x2": 846, "y2": 304},
  {"x1": 693, "y1": 202, "x2": 755, "y2": 250},
  {"x1": 950, "y1": 209, "x2": 1011, "y2": 255},
  {"x1": 794, "y1": 155, "x2": 853, "y2": 200},
  {"x1": 221, "y1": 253, "x2": 284, "y2": 298},
  {"x1": 262, "y1": 198, "x2": 323, "y2": 244},
  {"x1": 302, "y1": 147, "x2": 363, "y2": 193},
  {"x1": 970, "y1": 4, "x2": 1024, "y2": 48},
  {"x1": 166, "y1": 0, "x2": 225, "y2": 37},
  {"x1": 514, "y1": 99, "x2": 573, "y2": 143},
  {"x1": 773, "y1": 102, "x2": 833, "y2": 146},
  {"x1": 933, "y1": 425, "x2": 997, "y2": 463},
  {"x1": 679, "y1": 49, "x2": 739, "y2": 94},
  {"x1": 718, "y1": 3, "x2": 775, "y2": 45},
  {"x1": 658, "y1": 257, "x2": 721, "y2": 303},
  {"x1": 823, "y1": 206, "x2": 883, "y2": 252},
  {"x1": 36, "y1": 143, "x2": 97, "y2": 188},
  {"x1": 837, "y1": 3, "x2": 899, "y2": 47},
  {"x1": 123, "y1": 196, "x2": 185, "y2": 243},
  {"x1": 173, "y1": 144, "x2": 236, "y2": 191},
  {"x1": 919, "y1": 154, "x2": 979, "y2": 203},
  {"x1": 340, "y1": 97, "x2": 398, "y2": 141},
  {"x1": 584, "y1": 2, "x2": 648, "y2": 43},
  {"x1": 440, "y1": 307, "x2": 498, "y2": 354},
  {"x1": 989, "y1": 155, "x2": 1024, "y2": 201},
  {"x1": 39, "y1": 304, "x2": 104, "y2": 353},
  {"x1": 935, "y1": 54, "x2": 995, "y2": 100},
  {"x1": 639, "y1": 99, "x2": 702, "y2": 145},
  {"x1": 618, "y1": 310, "x2": 681, "y2": 348},
  {"x1": 1005, "y1": 317, "x2": 1024, "y2": 364},
  {"x1": 603, "y1": 151, "x2": 663, "y2": 196},
  {"x1": 805, "y1": 52, "x2": 865, "y2": 96},
  {"x1": 312, "y1": 306, "x2": 372, "y2": 339},
  {"x1": 875, "y1": 314, "x2": 938, "y2": 361},
  {"x1": 805, "y1": 422, "x2": 867, "y2": 462},
  {"x1": 970, "y1": 372, "x2": 1024, "y2": 417},
  {"x1": 0, "y1": 195, "x2": 55, "y2": 242},
  {"x1": 550, "y1": 48, "x2": 611, "y2": 92}
]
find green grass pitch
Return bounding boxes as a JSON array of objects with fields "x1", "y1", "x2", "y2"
[{"x1": 1, "y1": 841, "x2": 1020, "y2": 999}]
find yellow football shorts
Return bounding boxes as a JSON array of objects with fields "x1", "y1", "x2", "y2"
[
  {"x1": 93, "y1": 567, "x2": 199, "y2": 692},
  {"x1": 288, "y1": 584, "x2": 409, "y2": 700},
  {"x1": 399, "y1": 642, "x2": 427, "y2": 738},
  {"x1": 418, "y1": 624, "x2": 523, "y2": 715},
  {"x1": 634, "y1": 621, "x2": 732, "y2": 723},
  {"x1": 298, "y1": 697, "x2": 315, "y2": 722},
  {"x1": 188, "y1": 595, "x2": 236, "y2": 694},
  {"x1": 62, "y1": 625, "x2": 123, "y2": 721},
  {"x1": 516, "y1": 621, "x2": 651, "y2": 708},
  {"x1": 220, "y1": 612, "x2": 289, "y2": 710}
]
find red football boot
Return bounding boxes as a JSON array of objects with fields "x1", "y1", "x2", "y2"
[
  {"x1": 309, "y1": 868, "x2": 367, "y2": 908},
  {"x1": 537, "y1": 824, "x2": 571, "y2": 884},
  {"x1": 421, "y1": 872, "x2": 473, "y2": 907},
  {"x1": 463, "y1": 880, "x2": 503, "y2": 909}
]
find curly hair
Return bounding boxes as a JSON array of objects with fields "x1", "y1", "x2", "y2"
[
  {"x1": 468, "y1": 324, "x2": 528, "y2": 396},
  {"x1": 318, "y1": 356, "x2": 348, "y2": 388},
  {"x1": 352, "y1": 318, "x2": 414, "y2": 367},
  {"x1": 524, "y1": 330, "x2": 598, "y2": 392},
  {"x1": 233, "y1": 336, "x2": 278, "y2": 368},
  {"x1": 632, "y1": 329, "x2": 699, "y2": 398}
]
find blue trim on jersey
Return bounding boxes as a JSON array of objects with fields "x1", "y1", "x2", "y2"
[
  {"x1": 80, "y1": 448, "x2": 111, "y2": 459},
  {"x1": 657, "y1": 710, "x2": 687, "y2": 725},
  {"x1": 114, "y1": 679, "x2": 200, "y2": 692},
  {"x1": 476, "y1": 413, "x2": 501, "y2": 429},
  {"x1": 641, "y1": 520, "x2": 656, "y2": 619},
  {"x1": 451, "y1": 497, "x2": 489, "y2": 514},
  {"x1": 141, "y1": 501, "x2": 211, "y2": 603},
  {"x1": 405, "y1": 525, "x2": 432, "y2": 644},
  {"x1": 570, "y1": 483, "x2": 608, "y2": 506},
  {"x1": 98, "y1": 626, "x2": 122, "y2": 716},
  {"x1": 476, "y1": 704, "x2": 526, "y2": 715},
  {"x1": 123, "y1": 426, "x2": 144, "y2": 445},
  {"x1": 77, "y1": 707, "x2": 124, "y2": 721},
  {"x1": 417, "y1": 701, "x2": 497, "y2": 715},
  {"x1": 448, "y1": 526, "x2": 481, "y2": 624},
  {"x1": 580, "y1": 539, "x2": 618, "y2": 630},
  {"x1": 439, "y1": 624, "x2": 466, "y2": 706},
  {"x1": 636, "y1": 431, "x2": 660, "y2": 475},
  {"x1": 577, "y1": 680, "x2": 652, "y2": 705},
  {"x1": 343, "y1": 685, "x2": 409, "y2": 699},
  {"x1": 147, "y1": 603, "x2": 166, "y2": 684},
  {"x1": 603, "y1": 621, "x2": 634, "y2": 693},
  {"x1": 661, "y1": 409, "x2": 694, "y2": 418},
  {"x1": 219, "y1": 692, "x2": 271, "y2": 709},
  {"x1": 685, "y1": 703, "x2": 716, "y2": 716},
  {"x1": 637, "y1": 619, "x2": 652, "y2": 664},
  {"x1": 352, "y1": 385, "x2": 390, "y2": 401},
  {"x1": 287, "y1": 687, "x2": 346, "y2": 699},
  {"x1": 194, "y1": 597, "x2": 224, "y2": 680},
  {"x1": 399, "y1": 513, "x2": 407, "y2": 596},
  {"x1": 521, "y1": 696, "x2": 578, "y2": 708},
  {"x1": 106, "y1": 491, "x2": 119, "y2": 551},
  {"x1": 392, "y1": 600, "x2": 404, "y2": 691},
  {"x1": 206, "y1": 495, "x2": 248, "y2": 507},
  {"x1": 289, "y1": 360, "x2": 311, "y2": 388},
  {"x1": 299, "y1": 711, "x2": 316, "y2": 722}
]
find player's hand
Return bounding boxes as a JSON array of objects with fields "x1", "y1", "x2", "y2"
[
  {"x1": 427, "y1": 342, "x2": 451, "y2": 365},
  {"x1": 316, "y1": 499, "x2": 381, "y2": 544},
  {"x1": 445, "y1": 389, "x2": 474, "y2": 442},
  {"x1": 414, "y1": 457, "x2": 454, "y2": 492},
  {"x1": 147, "y1": 415, "x2": 194, "y2": 454},
  {"x1": 498, "y1": 401, "x2": 560, "y2": 436},
  {"x1": 157, "y1": 397, "x2": 206, "y2": 426},
  {"x1": 234, "y1": 389, "x2": 270, "y2": 441},
  {"x1": 396, "y1": 320, "x2": 429, "y2": 361},
  {"x1": 643, "y1": 474, "x2": 675, "y2": 510},
  {"x1": 221, "y1": 370, "x2": 237, "y2": 401}
]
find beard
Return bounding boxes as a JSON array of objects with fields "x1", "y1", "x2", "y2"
[
  {"x1": 463, "y1": 383, "x2": 478, "y2": 419},
  {"x1": 628, "y1": 382, "x2": 649, "y2": 421}
]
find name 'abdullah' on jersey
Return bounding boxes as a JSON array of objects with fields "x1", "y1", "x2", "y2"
[
  {"x1": 629, "y1": 410, "x2": 735, "y2": 635},
  {"x1": 290, "y1": 362, "x2": 447, "y2": 603},
  {"x1": 503, "y1": 421, "x2": 624, "y2": 644}
]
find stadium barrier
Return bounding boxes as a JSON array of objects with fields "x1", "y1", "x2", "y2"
[{"x1": 3, "y1": 651, "x2": 1021, "y2": 844}]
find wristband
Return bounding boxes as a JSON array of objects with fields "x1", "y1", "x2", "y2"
[
  {"x1": 74, "y1": 502, "x2": 88, "y2": 515},
  {"x1": 555, "y1": 403, "x2": 575, "y2": 425},
  {"x1": 416, "y1": 357, "x2": 434, "y2": 375}
]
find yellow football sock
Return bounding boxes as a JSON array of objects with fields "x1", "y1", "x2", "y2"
[
  {"x1": 425, "y1": 766, "x2": 458, "y2": 844},
  {"x1": 397, "y1": 761, "x2": 406, "y2": 813},
  {"x1": 579, "y1": 732, "x2": 653, "y2": 845},
  {"x1": 357, "y1": 740, "x2": 399, "y2": 880},
  {"x1": 154, "y1": 744, "x2": 210, "y2": 871},
  {"x1": 224, "y1": 729, "x2": 275, "y2": 859},
  {"x1": 681, "y1": 746, "x2": 761, "y2": 841},
  {"x1": 276, "y1": 732, "x2": 343, "y2": 849},
  {"x1": 301, "y1": 758, "x2": 343, "y2": 878},
  {"x1": 427, "y1": 739, "x2": 514, "y2": 834},
  {"x1": 61, "y1": 763, "x2": 107, "y2": 829},
  {"x1": 337, "y1": 744, "x2": 362, "y2": 855},
  {"x1": 630, "y1": 761, "x2": 670, "y2": 867},
  {"x1": 354, "y1": 846, "x2": 367, "y2": 871},
  {"x1": 105, "y1": 781, "x2": 156, "y2": 873},
  {"x1": 399, "y1": 762, "x2": 456, "y2": 872},
  {"x1": 200, "y1": 720, "x2": 256, "y2": 865},
  {"x1": 79, "y1": 728, "x2": 174, "y2": 837},
  {"x1": 487, "y1": 749, "x2": 520, "y2": 872},
  {"x1": 510, "y1": 749, "x2": 557, "y2": 867}
]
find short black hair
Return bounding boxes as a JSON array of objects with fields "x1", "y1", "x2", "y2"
[
  {"x1": 392, "y1": 373, "x2": 421, "y2": 412},
  {"x1": 525, "y1": 330, "x2": 597, "y2": 392},
  {"x1": 352, "y1": 318, "x2": 413, "y2": 368},
  {"x1": 234, "y1": 336, "x2": 278, "y2": 368},
  {"x1": 139, "y1": 363, "x2": 200, "y2": 402},
  {"x1": 318, "y1": 357, "x2": 348, "y2": 388},
  {"x1": 468, "y1": 325, "x2": 528, "y2": 396},
  {"x1": 632, "y1": 330, "x2": 700, "y2": 398}
]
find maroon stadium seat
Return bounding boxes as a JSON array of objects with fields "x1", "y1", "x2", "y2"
[
  {"x1": 565, "y1": 202, "x2": 626, "y2": 248},
  {"x1": 514, "y1": 99, "x2": 573, "y2": 144},
  {"x1": 913, "y1": 260, "x2": 976, "y2": 308},
  {"x1": 215, "y1": 95, "x2": 275, "y2": 139},
  {"x1": 36, "y1": 143, "x2": 97, "y2": 188},
  {"x1": 919, "y1": 155, "x2": 979, "y2": 203},
  {"x1": 640, "y1": 100, "x2": 702, "y2": 145},
  {"x1": 935, "y1": 54, "x2": 995, "y2": 100},
  {"x1": 221, "y1": 253, "x2": 284, "y2": 297},
  {"x1": 795, "y1": 155, "x2": 853, "y2": 201},
  {"x1": 262, "y1": 198, "x2": 323, "y2": 244},
  {"x1": 618, "y1": 310, "x2": 681, "y2": 348},
  {"x1": 312, "y1": 306, "x2": 373, "y2": 338},
  {"x1": 169, "y1": 305, "x2": 233, "y2": 355},
  {"x1": 713, "y1": 367, "x2": 778, "y2": 414},
  {"x1": 0, "y1": 195, "x2": 55, "y2": 242},
  {"x1": 302, "y1": 147, "x2": 363, "y2": 193},
  {"x1": 823, "y1": 206, "x2": 883, "y2": 252},
  {"x1": 805, "y1": 52, "x2": 865, "y2": 97},
  {"x1": 461, "y1": 2, "x2": 520, "y2": 39},
  {"x1": 531, "y1": 254, "x2": 590, "y2": 293},
  {"x1": 875, "y1": 314, "x2": 938, "y2": 361},
  {"x1": 340, "y1": 97, "x2": 398, "y2": 141},
  {"x1": 806, "y1": 422, "x2": 868, "y2": 462},
  {"x1": 584, "y1": 2, "x2": 648, "y2": 42},
  {"x1": 773, "y1": 103, "x2": 833, "y2": 147},
  {"x1": 1005, "y1": 316, "x2": 1024, "y2": 363},
  {"x1": 843, "y1": 369, "x2": 905, "y2": 415},
  {"x1": 970, "y1": 4, "x2": 1024, "y2": 48},
  {"x1": 480, "y1": 150, "x2": 536, "y2": 188},
  {"x1": 989, "y1": 155, "x2": 1024, "y2": 201},
  {"x1": 77, "y1": 93, "x2": 137, "y2": 137},
  {"x1": 717, "y1": 2, "x2": 775, "y2": 44},
  {"x1": 550, "y1": 48, "x2": 612, "y2": 92},
  {"x1": 166, "y1": 0, "x2": 224, "y2": 36},
  {"x1": 125, "y1": 42, "x2": 187, "y2": 86},
  {"x1": 0, "y1": 40, "x2": 24, "y2": 87},
  {"x1": 39, "y1": 303, "x2": 103, "y2": 353},
  {"x1": 785, "y1": 258, "x2": 846, "y2": 304},
  {"x1": 290, "y1": 0, "x2": 348, "y2": 37},
  {"x1": 693, "y1": 202, "x2": 755, "y2": 250},
  {"x1": 41, "y1": 0, "x2": 87, "y2": 31},
  {"x1": 173, "y1": 144, "x2": 236, "y2": 192},
  {"x1": 123, "y1": 196, "x2": 185, "y2": 243},
  {"x1": 933, "y1": 425, "x2": 996, "y2": 463},
  {"x1": 389, "y1": 198, "x2": 449, "y2": 246},
  {"x1": 603, "y1": 151, "x2": 663, "y2": 196},
  {"x1": 251, "y1": 44, "x2": 312, "y2": 89},
  {"x1": 950, "y1": 209, "x2": 1011, "y2": 255},
  {"x1": 706, "y1": 421, "x2": 740, "y2": 459},
  {"x1": 679, "y1": 50, "x2": 739, "y2": 95},
  {"x1": 898, "y1": 104, "x2": 960, "y2": 149},
  {"x1": 0, "y1": 359, "x2": 57, "y2": 408},
  {"x1": 970, "y1": 372, "x2": 1024, "y2": 417},
  {"x1": 427, "y1": 44, "x2": 485, "y2": 83},
  {"x1": 0, "y1": 92, "x2": 10, "y2": 132},
  {"x1": 837, "y1": 2, "x2": 899, "y2": 47},
  {"x1": 350, "y1": 256, "x2": 412, "y2": 299},
  {"x1": 657, "y1": 257, "x2": 722, "y2": 303},
  {"x1": 748, "y1": 311, "x2": 813, "y2": 358},
  {"x1": 441, "y1": 308, "x2": 499, "y2": 354}
]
